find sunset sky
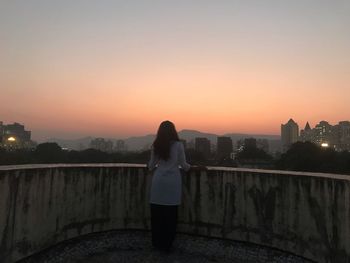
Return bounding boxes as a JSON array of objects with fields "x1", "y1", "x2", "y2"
[{"x1": 1, "y1": 1, "x2": 349, "y2": 141}]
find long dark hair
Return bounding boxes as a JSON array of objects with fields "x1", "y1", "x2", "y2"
[{"x1": 153, "y1": 120, "x2": 180, "y2": 160}]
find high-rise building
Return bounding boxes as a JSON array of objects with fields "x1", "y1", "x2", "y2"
[
  {"x1": 299, "y1": 120, "x2": 350, "y2": 151},
  {"x1": 300, "y1": 122, "x2": 314, "y2": 142},
  {"x1": 281, "y1": 119, "x2": 299, "y2": 152},
  {"x1": 0, "y1": 121, "x2": 3, "y2": 142},
  {"x1": 217, "y1": 136, "x2": 233, "y2": 159},
  {"x1": 337, "y1": 121, "x2": 350, "y2": 151},
  {"x1": 314, "y1": 121, "x2": 335, "y2": 146},
  {"x1": 194, "y1": 137, "x2": 211, "y2": 158}
]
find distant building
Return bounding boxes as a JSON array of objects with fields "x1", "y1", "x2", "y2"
[
  {"x1": 217, "y1": 136, "x2": 233, "y2": 159},
  {"x1": 300, "y1": 122, "x2": 313, "y2": 142},
  {"x1": 299, "y1": 120, "x2": 350, "y2": 151},
  {"x1": 114, "y1": 140, "x2": 127, "y2": 152},
  {"x1": 301, "y1": 120, "x2": 336, "y2": 148},
  {"x1": 0, "y1": 121, "x2": 33, "y2": 149},
  {"x1": 337, "y1": 121, "x2": 350, "y2": 151},
  {"x1": 90, "y1": 138, "x2": 113, "y2": 153},
  {"x1": 186, "y1": 139, "x2": 195, "y2": 149},
  {"x1": 237, "y1": 138, "x2": 269, "y2": 153},
  {"x1": 0, "y1": 121, "x2": 3, "y2": 142},
  {"x1": 281, "y1": 119, "x2": 299, "y2": 152},
  {"x1": 180, "y1": 139, "x2": 187, "y2": 149},
  {"x1": 195, "y1": 137, "x2": 211, "y2": 158},
  {"x1": 3, "y1": 122, "x2": 31, "y2": 141},
  {"x1": 314, "y1": 121, "x2": 335, "y2": 147}
]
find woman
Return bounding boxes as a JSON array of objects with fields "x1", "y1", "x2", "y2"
[{"x1": 148, "y1": 120, "x2": 191, "y2": 252}]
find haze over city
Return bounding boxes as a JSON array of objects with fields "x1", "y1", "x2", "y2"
[{"x1": 1, "y1": 1, "x2": 350, "y2": 141}]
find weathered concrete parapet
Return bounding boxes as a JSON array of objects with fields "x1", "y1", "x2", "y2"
[
  {"x1": 0, "y1": 164, "x2": 349, "y2": 263},
  {"x1": 180, "y1": 167, "x2": 350, "y2": 263},
  {"x1": 0, "y1": 164, "x2": 150, "y2": 263}
]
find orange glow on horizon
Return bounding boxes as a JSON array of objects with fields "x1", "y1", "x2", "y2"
[{"x1": 2, "y1": 60, "x2": 349, "y2": 140}]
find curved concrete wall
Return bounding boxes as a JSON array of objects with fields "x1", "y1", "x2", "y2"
[{"x1": 0, "y1": 164, "x2": 349, "y2": 263}]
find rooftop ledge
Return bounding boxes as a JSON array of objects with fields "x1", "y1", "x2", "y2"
[
  {"x1": 1, "y1": 162, "x2": 349, "y2": 181},
  {"x1": 1, "y1": 163, "x2": 349, "y2": 263}
]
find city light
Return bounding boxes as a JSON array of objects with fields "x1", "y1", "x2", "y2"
[
  {"x1": 7, "y1": 137, "x2": 16, "y2": 142},
  {"x1": 321, "y1": 143, "x2": 329, "y2": 148}
]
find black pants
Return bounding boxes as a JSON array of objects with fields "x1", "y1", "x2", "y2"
[{"x1": 150, "y1": 204, "x2": 178, "y2": 251}]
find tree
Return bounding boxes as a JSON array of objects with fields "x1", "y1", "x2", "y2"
[
  {"x1": 275, "y1": 141, "x2": 350, "y2": 174},
  {"x1": 35, "y1": 142, "x2": 64, "y2": 163}
]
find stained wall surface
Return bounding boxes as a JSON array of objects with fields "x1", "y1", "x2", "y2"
[{"x1": 0, "y1": 164, "x2": 349, "y2": 263}]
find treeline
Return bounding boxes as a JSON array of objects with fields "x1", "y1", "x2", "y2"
[
  {"x1": 0, "y1": 143, "x2": 151, "y2": 165},
  {"x1": 1, "y1": 142, "x2": 350, "y2": 175},
  {"x1": 276, "y1": 141, "x2": 350, "y2": 175}
]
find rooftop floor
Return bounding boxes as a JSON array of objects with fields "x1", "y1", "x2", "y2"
[{"x1": 20, "y1": 230, "x2": 312, "y2": 263}]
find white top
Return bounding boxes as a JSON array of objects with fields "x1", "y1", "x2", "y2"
[{"x1": 148, "y1": 141, "x2": 191, "y2": 205}]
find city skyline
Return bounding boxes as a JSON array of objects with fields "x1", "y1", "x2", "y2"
[
  {"x1": 1, "y1": 118, "x2": 349, "y2": 142},
  {"x1": 1, "y1": 1, "x2": 350, "y2": 140}
]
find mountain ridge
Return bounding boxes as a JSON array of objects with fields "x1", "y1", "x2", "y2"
[{"x1": 47, "y1": 129, "x2": 280, "y2": 151}]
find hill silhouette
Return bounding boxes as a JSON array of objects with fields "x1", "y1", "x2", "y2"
[{"x1": 47, "y1": 129, "x2": 280, "y2": 151}]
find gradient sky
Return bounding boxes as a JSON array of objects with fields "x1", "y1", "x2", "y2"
[{"x1": 1, "y1": 0, "x2": 350, "y2": 141}]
